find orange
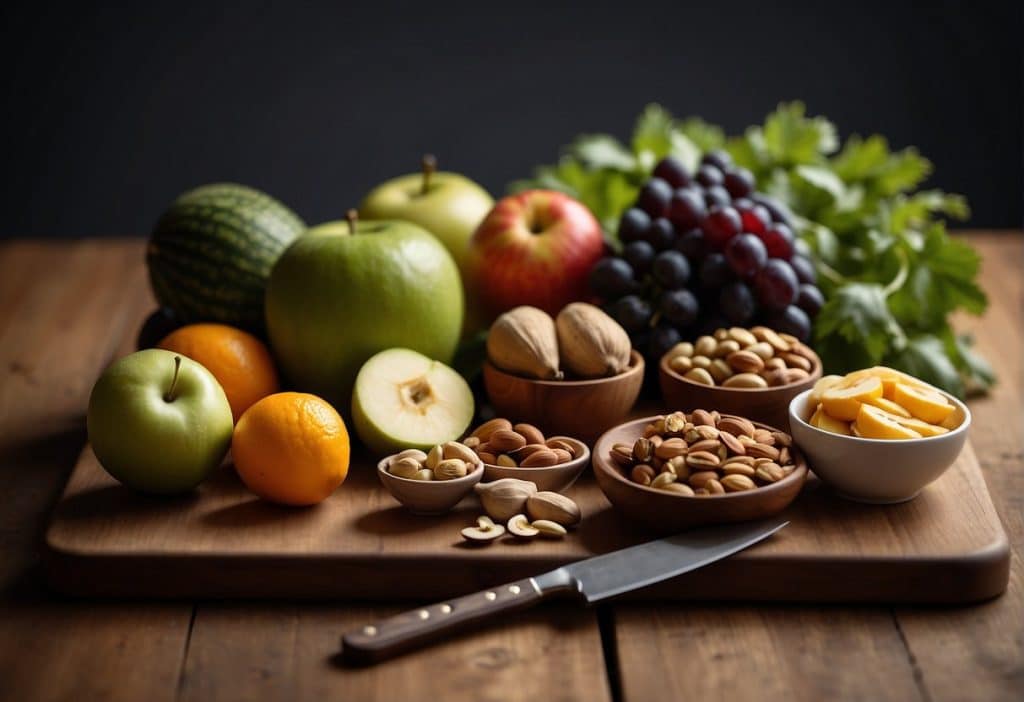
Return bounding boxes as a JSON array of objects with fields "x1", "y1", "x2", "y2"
[
  {"x1": 158, "y1": 323, "x2": 279, "y2": 422},
  {"x1": 232, "y1": 392, "x2": 350, "y2": 506}
]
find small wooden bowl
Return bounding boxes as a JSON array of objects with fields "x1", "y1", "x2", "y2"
[
  {"x1": 480, "y1": 436, "x2": 590, "y2": 493},
  {"x1": 483, "y1": 350, "x2": 645, "y2": 444},
  {"x1": 659, "y1": 350, "x2": 822, "y2": 431},
  {"x1": 377, "y1": 455, "x2": 484, "y2": 516},
  {"x1": 592, "y1": 415, "x2": 807, "y2": 533}
]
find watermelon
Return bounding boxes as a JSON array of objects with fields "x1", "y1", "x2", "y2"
[{"x1": 147, "y1": 183, "x2": 305, "y2": 332}]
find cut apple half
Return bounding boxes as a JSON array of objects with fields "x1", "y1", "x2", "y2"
[{"x1": 352, "y1": 348, "x2": 475, "y2": 456}]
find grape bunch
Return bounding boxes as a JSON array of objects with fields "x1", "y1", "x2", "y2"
[{"x1": 589, "y1": 151, "x2": 824, "y2": 364}]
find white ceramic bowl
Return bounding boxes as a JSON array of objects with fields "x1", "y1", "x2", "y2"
[
  {"x1": 377, "y1": 455, "x2": 484, "y2": 515},
  {"x1": 788, "y1": 388, "x2": 971, "y2": 503}
]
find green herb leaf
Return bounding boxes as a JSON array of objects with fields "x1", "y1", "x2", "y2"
[
  {"x1": 887, "y1": 334, "x2": 964, "y2": 398},
  {"x1": 815, "y1": 282, "x2": 905, "y2": 362},
  {"x1": 761, "y1": 102, "x2": 838, "y2": 165}
]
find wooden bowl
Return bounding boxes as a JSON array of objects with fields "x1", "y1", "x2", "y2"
[
  {"x1": 377, "y1": 455, "x2": 484, "y2": 516},
  {"x1": 592, "y1": 415, "x2": 807, "y2": 533},
  {"x1": 483, "y1": 350, "x2": 645, "y2": 444},
  {"x1": 480, "y1": 436, "x2": 590, "y2": 493},
  {"x1": 659, "y1": 350, "x2": 822, "y2": 431}
]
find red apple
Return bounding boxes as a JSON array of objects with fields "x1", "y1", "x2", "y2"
[{"x1": 467, "y1": 190, "x2": 605, "y2": 317}]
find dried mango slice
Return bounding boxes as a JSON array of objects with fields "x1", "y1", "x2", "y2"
[
  {"x1": 808, "y1": 374, "x2": 844, "y2": 407},
  {"x1": 892, "y1": 415, "x2": 951, "y2": 437},
  {"x1": 810, "y1": 405, "x2": 853, "y2": 435},
  {"x1": 864, "y1": 395, "x2": 912, "y2": 418},
  {"x1": 821, "y1": 376, "x2": 883, "y2": 421},
  {"x1": 854, "y1": 404, "x2": 923, "y2": 440},
  {"x1": 892, "y1": 382, "x2": 955, "y2": 424}
]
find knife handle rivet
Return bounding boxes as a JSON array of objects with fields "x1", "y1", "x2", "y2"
[
  {"x1": 417, "y1": 609, "x2": 430, "y2": 620},
  {"x1": 440, "y1": 604, "x2": 452, "y2": 614},
  {"x1": 362, "y1": 625, "x2": 378, "y2": 636},
  {"x1": 485, "y1": 591, "x2": 497, "y2": 601},
  {"x1": 508, "y1": 585, "x2": 521, "y2": 595}
]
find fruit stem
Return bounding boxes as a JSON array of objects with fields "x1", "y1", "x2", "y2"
[
  {"x1": 165, "y1": 355, "x2": 182, "y2": 403},
  {"x1": 345, "y1": 209, "x2": 358, "y2": 235},
  {"x1": 421, "y1": 154, "x2": 437, "y2": 195}
]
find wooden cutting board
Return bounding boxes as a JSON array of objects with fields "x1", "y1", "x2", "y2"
[{"x1": 44, "y1": 437, "x2": 1008, "y2": 604}]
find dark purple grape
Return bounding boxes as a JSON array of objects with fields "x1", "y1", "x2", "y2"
[
  {"x1": 667, "y1": 188, "x2": 706, "y2": 230},
  {"x1": 703, "y1": 185, "x2": 732, "y2": 209},
  {"x1": 719, "y1": 281, "x2": 757, "y2": 325},
  {"x1": 644, "y1": 217, "x2": 676, "y2": 251},
  {"x1": 790, "y1": 254, "x2": 817, "y2": 284},
  {"x1": 622, "y1": 240, "x2": 655, "y2": 277},
  {"x1": 674, "y1": 227, "x2": 705, "y2": 259},
  {"x1": 702, "y1": 150, "x2": 733, "y2": 171},
  {"x1": 725, "y1": 233, "x2": 768, "y2": 279},
  {"x1": 618, "y1": 207, "x2": 650, "y2": 244},
  {"x1": 701, "y1": 206, "x2": 742, "y2": 250},
  {"x1": 589, "y1": 257, "x2": 636, "y2": 300},
  {"x1": 637, "y1": 178, "x2": 673, "y2": 217},
  {"x1": 660, "y1": 288, "x2": 699, "y2": 326},
  {"x1": 765, "y1": 305, "x2": 811, "y2": 342},
  {"x1": 699, "y1": 252, "x2": 733, "y2": 289},
  {"x1": 723, "y1": 167, "x2": 755, "y2": 198},
  {"x1": 796, "y1": 284, "x2": 825, "y2": 317},
  {"x1": 752, "y1": 194, "x2": 795, "y2": 228},
  {"x1": 738, "y1": 203, "x2": 770, "y2": 236},
  {"x1": 652, "y1": 250, "x2": 691, "y2": 290},
  {"x1": 754, "y1": 258, "x2": 799, "y2": 310},
  {"x1": 760, "y1": 223, "x2": 795, "y2": 260},
  {"x1": 696, "y1": 164, "x2": 724, "y2": 188},
  {"x1": 653, "y1": 157, "x2": 692, "y2": 189},
  {"x1": 649, "y1": 323, "x2": 683, "y2": 361},
  {"x1": 609, "y1": 295, "x2": 652, "y2": 334}
]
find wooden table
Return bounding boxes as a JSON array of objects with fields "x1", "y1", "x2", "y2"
[{"x1": 0, "y1": 233, "x2": 1020, "y2": 701}]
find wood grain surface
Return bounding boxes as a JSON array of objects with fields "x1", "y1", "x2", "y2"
[
  {"x1": 0, "y1": 233, "x2": 1020, "y2": 701},
  {"x1": 44, "y1": 432, "x2": 1007, "y2": 603}
]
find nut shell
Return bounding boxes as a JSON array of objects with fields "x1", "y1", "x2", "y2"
[
  {"x1": 474, "y1": 478, "x2": 537, "y2": 521},
  {"x1": 526, "y1": 491, "x2": 582, "y2": 526},
  {"x1": 556, "y1": 302, "x2": 632, "y2": 378},
  {"x1": 487, "y1": 306, "x2": 562, "y2": 380}
]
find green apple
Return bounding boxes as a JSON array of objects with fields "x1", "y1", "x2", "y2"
[
  {"x1": 359, "y1": 156, "x2": 493, "y2": 336},
  {"x1": 352, "y1": 348, "x2": 474, "y2": 456},
  {"x1": 87, "y1": 349, "x2": 233, "y2": 494},
  {"x1": 359, "y1": 155, "x2": 493, "y2": 274},
  {"x1": 265, "y1": 213, "x2": 464, "y2": 410}
]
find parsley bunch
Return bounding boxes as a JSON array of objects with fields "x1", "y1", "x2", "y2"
[{"x1": 510, "y1": 103, "x2": 993, "y2": 396}]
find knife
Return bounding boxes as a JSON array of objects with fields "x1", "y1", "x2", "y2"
[{"x1": 342, "y1": 517, "x2": 787, "y2": 663}]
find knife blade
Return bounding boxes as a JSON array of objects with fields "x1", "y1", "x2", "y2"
[{"x1": 342, "y1": 517, "x2": 787, "y2": 663}]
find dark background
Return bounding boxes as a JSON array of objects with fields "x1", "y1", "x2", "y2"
[{"x1": 2, "y1": 1, "x2": 1021, "y2": 238}]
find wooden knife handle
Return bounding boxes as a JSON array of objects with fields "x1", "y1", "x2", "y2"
[{"x1": 342, "y1": 577, "x2": 548, "y2": 663}]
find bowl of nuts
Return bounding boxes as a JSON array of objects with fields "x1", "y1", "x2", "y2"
[
  {"x1": 460, "y1": 418, "x2": 590, "y2": 493},
  {"x1": 659, "y1": 326, "x2": 822, "y2": 431},
  {"x1": 592, "y1": 410, "x2": 807, "y2": 532},
  {"x1": 377, "y1": 444, "x2": 485, "y2": 515}
]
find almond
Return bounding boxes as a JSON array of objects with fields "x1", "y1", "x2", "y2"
[
  {"x1": 520, "y1": 449, "x2": 559, "y2": 467},
  {"x1": 514, "y1": 423, "x2": 545, "y2": 445},
  {"x1": 489, "y1": 429, "x2": 527, "y2": 453},
  {"x1": 721, "y1": 474, "x2": 756, "y2": 492},
  {"x1": 717, "y1": 415, "x2": 755, "y2": 438},
  {"x1": 726, "y1": 349, "x2": 765, "y2": 374},
  {"x1": 471, "y1": 418, "x2": 513, "y2": 441}
]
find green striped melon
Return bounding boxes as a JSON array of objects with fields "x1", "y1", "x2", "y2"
[{"x1": 147, "y1": 183, "x2": 305, "y2": 332}]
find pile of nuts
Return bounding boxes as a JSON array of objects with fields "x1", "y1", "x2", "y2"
[
  {"x1": 462, "y1": 418, "x2": 578, "y2": 468},
  {"x1": 386, "y1": 443, "x2": 482, "y2": 481},
  {"x1": 666, "y1": 326, "x2": 817, "y2": 388},
  {"x1": 461, "y1": 479, "x2": 582, "y2": 543},
  {"x1": 610, "y1": 410, "x2": 798, "y2": 495}
]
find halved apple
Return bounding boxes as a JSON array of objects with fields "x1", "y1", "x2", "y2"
[
  {"x1": 892, "y1": 382, "x2": 955, "y2": 424},
  {"x1": 821, "y1": 376, "x2": 883, "y2": 421},
  {"x1": 352, "y1": 348, "x2": 475, "y2": 456},
  {"x1": 854, "y1": 404, "x2": 922, "y2": 440}
]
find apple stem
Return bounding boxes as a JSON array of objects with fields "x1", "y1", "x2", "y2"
[
  {"x1": 421, "y1": 154, "x2": 437, "y2": 195},
  {"x1": 165, "y1": 355, "x2": 182, "y2": 403},
  {"x1": 345, "y1": 209, "x2": 358, "y2": 235}
]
